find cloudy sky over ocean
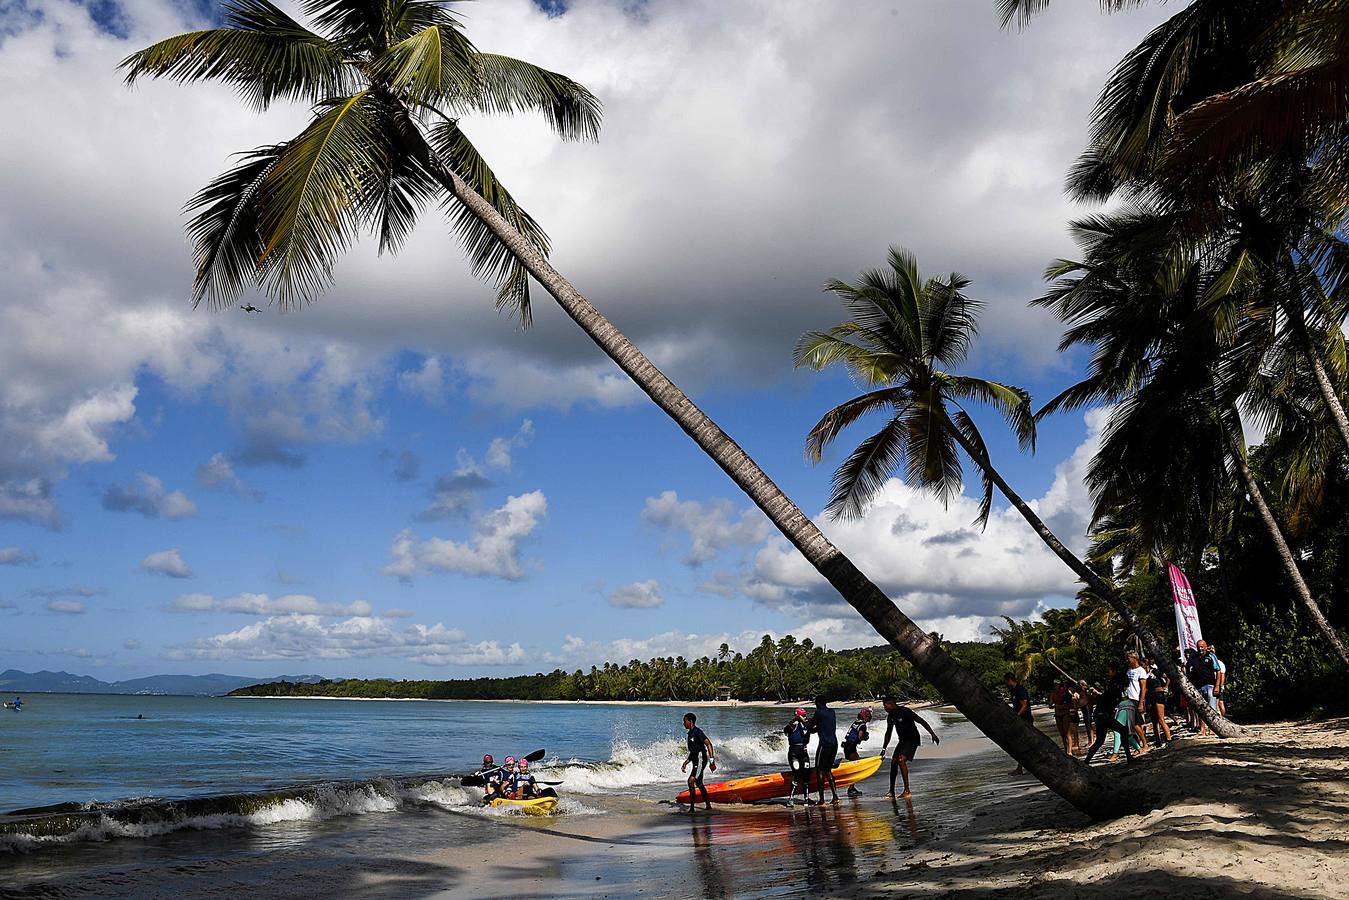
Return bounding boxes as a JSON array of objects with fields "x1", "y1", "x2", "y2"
[{"x1": 0, "y1": 0, "x2": 1168, "y2": 679}]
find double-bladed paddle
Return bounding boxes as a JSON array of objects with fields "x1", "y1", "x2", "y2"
[{"x1": 459, "y1": 748, "x2": 546, "y2": 786}]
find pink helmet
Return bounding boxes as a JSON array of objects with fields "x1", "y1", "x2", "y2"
[
  {"x1": 504, "y1": 756, "x2": 516, "y2": 767},
  {"x1": 794, "y1": 707, "x2": 807, "y2": 718},
  {"x1": 483, "y1": 754, "x2": 494, "y2": 766},
  {"x1": 518, "y1": 759, "x2": 529, "y2": 771},
  {"x1": 860, "y1": 707, "x2": 873, "y2": 721}
]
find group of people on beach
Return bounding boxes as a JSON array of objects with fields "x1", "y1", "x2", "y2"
[
  {"x1": 476, "y1": 754, "x2": 555, "y2": 804},
  {"x1": 1006, "y1": 641, "x2": 1229, "y2": 769},
  {"x1": 680, "y1": 696, "x2": 939, "y2": 812}
]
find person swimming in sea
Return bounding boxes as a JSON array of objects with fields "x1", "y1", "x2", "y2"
[{"x1": 784, "y1": 707, "x2": 811, "y2": 804}]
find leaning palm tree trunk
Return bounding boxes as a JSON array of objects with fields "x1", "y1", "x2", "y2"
[
  {"x1": 414, "y1": 155, "x2": 1139, "y2": 818},
  {"x1": 946, "y1": 428, "x2": 1246, "y2": 737},
  {"x1": 1226, "y1": 427, "x2": 1349, "y2": 666},
  {"x1": 1293, "y1": 309, "x2": 1349, "y2": 454}
]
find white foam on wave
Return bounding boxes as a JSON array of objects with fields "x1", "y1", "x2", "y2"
[
  {"x1": 1, "y1": 780, "x2": 470, "y2": 853},
  {"x1": 541, "y1": 730, "x2": 787, "y2": 795}
]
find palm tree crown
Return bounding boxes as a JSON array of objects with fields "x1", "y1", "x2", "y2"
[
  {"x1": 121, "y1": 0, "x2": 602, "y2": 324},
  {"x1": 795, "y1": 246, "x2": 1036, "y2": 524}
]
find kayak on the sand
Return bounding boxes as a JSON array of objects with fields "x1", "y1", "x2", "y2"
[
  {"x1": 676, "y1": 755, "x2": 883, "y2": 804},
  {"x1": 488, "y1": 796, "x2": 558, "y2": 816}
]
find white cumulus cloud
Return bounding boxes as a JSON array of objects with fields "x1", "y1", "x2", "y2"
[
  {"x1": 169, "y1": 592, "x2": 373, "y2": 617},
  {"x1": 102, "y1": 472, "x2": 198, "y2": 520},
  {"x1": 609, "y1": 579, "x2": 666, "y2": 609},
  {"x1": 642, "y1": 490, "x2": 772, "y2": 565},
  {"x1": 140, "y1": 548, "x2": 192, "y2": 579},
  {"x1": 385, "y1": 490, "x2": 547, "y2": 581}
]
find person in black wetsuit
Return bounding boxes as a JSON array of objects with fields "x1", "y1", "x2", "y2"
[
  {"x1": 1005, "y1": 673, "x2": 1035, "y2": 775},
  {"x1": 784, "y1": 707, "x2": 811, "y2": 804},
  {"x1": 879, "y1": 696, "x2": 939, "y2": 799},
  {"x1": 1084, "y1": 662, "x2": 1134, "y2": 765},
  {"x1": 681, "y1": 712, "x2": 716, "y2": 812},
  {"x1": 842, "y1": 707, "x2": 873, "y2": 797},
  {"x1": 806, "y1": 697, "x2": 840, "y2": 804}
]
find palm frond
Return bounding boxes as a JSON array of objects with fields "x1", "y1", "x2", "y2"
[
  {"x1": 184, "y1": 142, "x2": 285, "y2": 308},
  {"x1": 920, "y1": 274, "x2": 979, "y2": 367},
  {"x1": 943, "y1": 375, "x2": 1037, "y2": 451},
  {"x1": 254, "y1": 91, "x2": 384, "y2": 307},
  {"x1": 951, "y1": 408, "x2": 997, "y2": 528},
  {"x1": 803, "y1": 387, "x2": 910, "y2": 464},
  {"x1": 371, "y1": 23, "x2": 477, "y2": 108},
  {"x1": 793, "y1": 328, "x2": 904, "y2": 385},
  {"x1": 824, "y1": 416, "x2": 907, "y2": 521},
  {"x1": 427, "y1": 118, "x2": 552, "y2": 326},
  {"x1": 120, "y1": 0, "x2": 349, "y2": 110},
  {"x1": 453, "y1": 54, "x2": 603, "y2": 142}
]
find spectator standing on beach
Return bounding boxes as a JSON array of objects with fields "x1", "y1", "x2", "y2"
[
  {"x1": 806, "y1": 697, "x2": 841, "y2": 804},
  {"x1": 1049, "y1": 680, "x2": 1079, "y2": 755},
  {"x1": 1084, "y1": 662, "x2": 1134, "y2": 765},
  {"x1": 1005, "y1": 674, "x2": 1034, "y2": 775},
  {"x1": 879, "y1": 696, "x2": 939, "y2": 799},
  {"x1": 1125, "y1": 652, "x2": 1150, "y2": 756},
  {"x1": 1211, "y1": 645, "x2": 1228, "y2": 716},
  {"x1": 1143, "y1": 656, "x2": 1172, "y2": 746},
  {"x1": 1076, "y1": 680, "x2": 1095, "y2": 747},
  {"x1": 1189, "y1": 641, "x2": 1220, "y2": 732}
]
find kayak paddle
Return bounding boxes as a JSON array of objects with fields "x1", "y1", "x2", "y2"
[{"x1": 458, "y1": 748, "x2": 547, "y2": 785}]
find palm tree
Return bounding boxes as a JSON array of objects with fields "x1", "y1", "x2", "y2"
[
  {"x1": 124, "y1": 1, "x2": 1135, "y2": 817},
  {"x1": 1038, "y1": 208, "x2": 1349, "y2": 666},
  {"x1": 796, "y1": 246, "x2": 1241, "y2": 735}
]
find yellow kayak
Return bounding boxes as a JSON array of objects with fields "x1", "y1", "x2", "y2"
[{"x1": 488, "y1": 796, "x2": 558, "y2": 816}]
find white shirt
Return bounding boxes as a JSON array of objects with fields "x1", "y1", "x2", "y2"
[{"x1": 1126, "y1": 666, "x2": 1148, "y2": 702}]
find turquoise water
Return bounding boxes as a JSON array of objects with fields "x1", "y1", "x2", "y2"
[{"x1": 0, "y1": 694, "x2": 886, "y2": 812}]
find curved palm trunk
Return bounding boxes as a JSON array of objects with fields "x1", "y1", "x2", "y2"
[
  {"x1": 421, "y1": 161, "x2": 1140, "y2": 819},
  {"x1": 1284, "y1": 299, "x2": 1349, "y2": 454},
  {"x1": 947, "y1": 429, "x2": 1246, "y2": 738},
  {"x1": 1226, "y1": 427, "x2": 1349, "y2": 666}
]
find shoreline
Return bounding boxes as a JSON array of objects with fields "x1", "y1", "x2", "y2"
[{"x1": 230, "y1": 695, "x2": 948, "y2": 710}]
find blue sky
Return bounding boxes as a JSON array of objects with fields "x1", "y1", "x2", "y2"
[{"x1": 0, "y1": 0, "x2": 1168, "y2": 679}]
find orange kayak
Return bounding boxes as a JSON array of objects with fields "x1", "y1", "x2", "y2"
[{"x1": 675, "y1": 755, "x2": 883, "y2": 804}]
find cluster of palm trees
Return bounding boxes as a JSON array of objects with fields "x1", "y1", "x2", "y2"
[{"x1": 125, "y1": 0, "x2": 1347, "y2": 818}]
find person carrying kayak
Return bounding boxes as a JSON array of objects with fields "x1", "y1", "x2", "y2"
[
  {"x1": 842, "y1": 707, "x2": 873, "y2": 797},
  {"x1": 681, "y1": 712, "x2": 716, "y2": 812},
  {"x1": 783, "y1": 707, "x2": 811, "y2": 804},
  {"x1": 806, "y1": 697, "x2": 840, "y2": 805},
  {"x1": 879, "y1": 696, "x2": 939, "y2": 799}
]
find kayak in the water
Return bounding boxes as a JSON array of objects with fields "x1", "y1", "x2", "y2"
[
  {"x1": 488, "y1": 796, "x2": 558, "y2": 816},
  {"x1": 675, "y1": 755, "x2": 883, "y2": 804}
]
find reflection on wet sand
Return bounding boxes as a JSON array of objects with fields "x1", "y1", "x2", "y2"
[{"x1": 678, "y1": 802, "x2": 906, "y2": 897}]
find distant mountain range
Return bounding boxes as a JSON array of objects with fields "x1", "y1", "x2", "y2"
[{"x1": 0, "y1": 670, "x2": 324, "y2": 697}]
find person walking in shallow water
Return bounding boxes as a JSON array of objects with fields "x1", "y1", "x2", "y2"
[
  {"x1": 879, "y1": 696, "x2": 939, "y2": 799},
  {"x1": 807, "y1": 697, "x2": 841, "y2": 804},
  {"x1": 784, "y1": 707, "x2": 811, "y2": 804},
  {"x1": 681, "y1": 712, "x2": 716, "y2": 812}
]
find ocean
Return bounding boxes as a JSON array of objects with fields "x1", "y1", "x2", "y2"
[{"x1": 0, "y1": 694, "x2": 1024, "y2": 897}]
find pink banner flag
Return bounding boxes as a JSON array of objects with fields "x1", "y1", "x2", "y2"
[{"x1": 1168, "y1": 563, "x2": 1203, "y2": 653}]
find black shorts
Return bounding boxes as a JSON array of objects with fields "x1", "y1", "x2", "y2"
[
  {"x1": 815, "y1": 743, "x2": 838, "y2": 769},
  {"x1": 788, "y1": 746, "x2": 809, "y2": 773},
  {"x1": 894, "y1": 739, "x2": 919, "y2": 761},
  {"x1": 687, "y1": 757, "x2": 708, "y2": 781},
  {"x1": 842, "y1": 741, "x2": 860, "y2": 761}
]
